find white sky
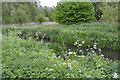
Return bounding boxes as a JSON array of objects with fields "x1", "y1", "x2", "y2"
[{"x1": 39, "y1": 0, "x2": 60, "y2": 7}]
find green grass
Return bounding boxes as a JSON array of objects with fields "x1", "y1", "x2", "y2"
[{"x1": 2, "y1": 23, "x2": 120, "y2": 78}]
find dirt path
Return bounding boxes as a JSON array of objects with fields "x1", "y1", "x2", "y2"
[{"x1": 42, "y1": 22, "x2": 59, "y2": 25}]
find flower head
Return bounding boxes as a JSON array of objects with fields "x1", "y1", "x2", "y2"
[
  {"x1": 78, "y1": 70, "x2": 82, "y2": 73},
  {"x1": 53, "y1": 64, "x2": 57, "y2": 67},
  {"x1": 68, "y1": 52, "x2": 73, "y2": 55},
  {"x1": 68, "y1": 63, "x2": 71, "y2": 68},
  {"x1": 49, "y1": 69, "x2": 54, "y2": 71},
  {"x1": 74, "y1": 42, "x2": 77, "y2": 45},
  {"x1": 79, "y1": 44, "x2": 82, "y2": 46},
  {"x1": 113, "y1": 72, "x2": 118, "y2": 78},
  {"x1": 82, "y1": 41, "x2": 85, "y2": 44}
]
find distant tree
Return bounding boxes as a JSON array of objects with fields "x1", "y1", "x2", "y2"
[
  {"x1": 44, "y1": 6, "x2": 49, "y2": 17},
  {"x1": 92, "y1": 2, "x2": 103, "y2": 20},
  {"x1": 48, "y1": 7, "x2": 55, "y2": 22},
  {"x1": 2, "y1": 2, "x2": 45, "y2": 24}
]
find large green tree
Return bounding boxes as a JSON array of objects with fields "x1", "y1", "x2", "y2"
[{"x1": 53, "y1": 2, "x2": 95, "y2": 24}]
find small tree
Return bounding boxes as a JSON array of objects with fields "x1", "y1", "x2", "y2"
[
  {"x1": 53, "y1": 2, "x2": 95, "y2": 24},
  {"x1": 35, "y1": 15, "x2": 46, "y2": 23}
]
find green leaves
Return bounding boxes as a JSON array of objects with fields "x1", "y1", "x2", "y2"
[
  {"x1": 35, "y1": 14, "x2": 46, "y2": 23},
  {"x1": 54, "y1": 2, "x2": 95, "y2": 24},
  {"x1": 2, "y1": 24, "x2": 119, "y2": 78}
]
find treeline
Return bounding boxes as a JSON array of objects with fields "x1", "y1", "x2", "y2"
[
  {"x1": 2, "y1": 2, "x2": 118, "y2": 24},
  {"x1": 2, "y1": 2, "x2": 55, "y2": 24}
]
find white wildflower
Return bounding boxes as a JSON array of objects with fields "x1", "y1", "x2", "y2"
[
  {"x1": 45, "y1": 67, "x2": 48, "y2": 70},
  {"x1": 74, "y1": 42, "x2": 77, "y2": 45},
  {"x1": 20, "y1": 52, "x2": 22, "y2": 55},
  {"x1": 101, "y1": 54, "x2": 104, "y2": 57},
  {"x1": 79, "y1": 50, "x2": 82, "y2": 52},
  {"x1": 78, "y1": 55, "x2": 85, "y2": 58},
  {"x1": 53, "y1": 77, "x2": 55, "y2": 78},
  {"x1": 79, "y1": 44, "x2": 82, "y2": 46},
  {"x1": 113, "y1": 72, "x2": 118, "y2": 78},
  {"x1": 86, "y1": 49, "x2": 89, "y2": 51},
  {"x1": 80, "y1": 55, "x2": 85, "y2": 57},
  {"x1": 63, "y1": 63, "x2": 67, "y2": 65},
  {"x1": 68, "y1": 59, "x2": 71, "y2": 61},
  {"x1": 53, "y1": 64, "x2": 57, "y2": 67},
  {"x1": 78, "y1": 70, "x2": 82, "y2": 73},
  {"x1": 93, "y1": 46, "x2": 97, "y2": 49},
  {"x1": 94, "y1": 44, "x2": 96, "y2": 47},
  {"x1": 68, "y1": 63, "x2": 71, "y2": 68},
  {"x1": 98, "y1": 64, "x2": 101, "y2": 67},
  {"x1": 68, "y1": 49, "x2": 71, "y2": 51},
  {"x1": 49, "y1": 69, "x2": 54, "y2": 71},
  {"x1": 90, "y1": 48, "x2": 93, "y2": 49},
  {"x1": 29, "y1": 37, "x2": 32, "y2": 39},
  {"x1": 64, "y1": 54, "x2": 67, "y2": 56},
  {"x1": 19, "y1": 32, "x2": 22, "y2": 34},
  {"x1": 82, "y1": 41, "x2": 85, "y2": 44},
  {"x1": 92, "y1": 50, "x2": 95, "y2": 53},
  {"x1": 68, "y1": 52, "x2": 73, "y2": 55},
  {"x1": 73, "y1": 52, "x2": 76, "y2": 54},
  {"x1": 95, "y1": 43, "x2": 97, "y2": 45}
]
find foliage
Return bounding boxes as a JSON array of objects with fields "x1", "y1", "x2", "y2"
[
  {"x1": 2, "y1": 29, "x2": 119, "y2": 78},
  {"x1": 48, "y1": 7, "x2": 55, "y2": 22},
  {"x1": 35, "y1": 15, "x2": 46, "y2": 23},
  {"x1": 11, "y1": 4, "x2": 30, "y2": 24},
  {"x1": 43, "y1": 6, "x2": 49, "y2": 17},
  {"x1": 100, "y1": 2, "x2": 118, "y2": 23},
  {"x1": 53, "y1": 2, "x2": 95, "y2": 24},
  {"x1": 2, "y1": 2, "x2": 45, "y2": 24},
  {"x1": 92, "y1": 2, "x2": 103, "y2": 20},
  {"x1": 10, "y1": 23, "x2": 119, "y2": 50}
]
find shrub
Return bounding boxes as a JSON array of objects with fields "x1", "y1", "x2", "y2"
[
  {"x1": 53, "y1": 2, "x2": 95, "y2": 24},
  {"x1": 35, "y1": 15, "x2": 46, "y2": 23}
]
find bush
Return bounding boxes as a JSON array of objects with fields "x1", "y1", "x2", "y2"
[
  {"x1": 35, "y1": 15, "x2": 46, "y2": 23},
  {"x1": 53, "y1": 2, "x2": 95, "y2": 24}
]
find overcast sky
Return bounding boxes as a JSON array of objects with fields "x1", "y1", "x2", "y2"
[{"x1": 39, "y1": 0, "x2": 60, "y2": 7}]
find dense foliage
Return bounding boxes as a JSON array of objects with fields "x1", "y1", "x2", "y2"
[
  {"x1": 35, "y1": 15, "x2": 46, "y2": 23},
  {"x1": 2, "y1": 2, "x2": 46, "y2": 24},
  {"x1": 92, "y1": 2, "x2": 103, "y2": 20},
  {"x1": 9, "y1": 23, "x2": 119, "y2": 50},
  {"x1": 53, "y1": 2, "x2": 95, "y2": 24},
  {"x1": 2, "y1": 27, "x2": 119, "y2": 78},
  {"x1": 100, "y1": 2, "x2": 118, "y2": 23}
]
